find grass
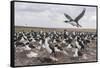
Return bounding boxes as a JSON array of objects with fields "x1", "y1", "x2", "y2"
[{"x1": 15, "y1": 26, "x2": 96, "y2": 32}]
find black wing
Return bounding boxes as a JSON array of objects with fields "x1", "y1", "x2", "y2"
[
  {"x1": 74, "y1": 8, "x2": 86, "y2": 22},
  {"x1": 64, "y1": 13, "x2": 73, "y2": 21}
]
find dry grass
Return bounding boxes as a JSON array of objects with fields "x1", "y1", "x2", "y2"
[{"x1": 15, "y1": 26, "x2": 96, "y2": 32}]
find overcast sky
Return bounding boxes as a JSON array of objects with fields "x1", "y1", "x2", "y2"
[{"x1": 15, "y1": 2, "x2": 97, "y2": 29}]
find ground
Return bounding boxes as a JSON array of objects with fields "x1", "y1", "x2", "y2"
[{"x1": 14, "y1": 40, "x2": 97, "y2": 66}]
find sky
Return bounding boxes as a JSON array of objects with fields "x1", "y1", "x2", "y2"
[{"x1": 15, "y1": 2, "x2": 97, "y2": 29}]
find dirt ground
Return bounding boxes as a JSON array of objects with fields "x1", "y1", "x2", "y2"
[{"x1": 14, "y1": 40, "x2": 97, "y2": 66}]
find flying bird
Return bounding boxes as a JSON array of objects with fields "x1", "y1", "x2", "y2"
[{"x1": 64, "y1": 8, "x2": 86, "y2": 27}]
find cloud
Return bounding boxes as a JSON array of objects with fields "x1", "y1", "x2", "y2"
[{"x1": 15, "y1": 2, "x2": 97, "y2": 29}]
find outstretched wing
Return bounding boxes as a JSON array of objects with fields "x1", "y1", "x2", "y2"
[
  {"x1": 64, "y1": 13, "x2": 73, "y2": 21},
  {"x1": 74, "y1": 8, "x2": 86, "y2": 22}
]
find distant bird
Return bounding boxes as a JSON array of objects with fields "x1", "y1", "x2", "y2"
[{"x1": 64, "y1": 8, "x2": 86, "y2": 27}]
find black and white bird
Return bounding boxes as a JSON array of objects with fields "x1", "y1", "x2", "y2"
[{"x1": 64, "y1": 8, "x2": 86, "y2": 27}]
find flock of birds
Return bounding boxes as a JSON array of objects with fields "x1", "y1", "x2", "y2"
[{"x1": 14, "y1": 30, "x2": 97, "y2": 62}]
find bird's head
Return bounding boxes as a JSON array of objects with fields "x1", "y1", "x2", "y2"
[{"x1": 64, "y1": 20, "x2": 69, "y2": 23}]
